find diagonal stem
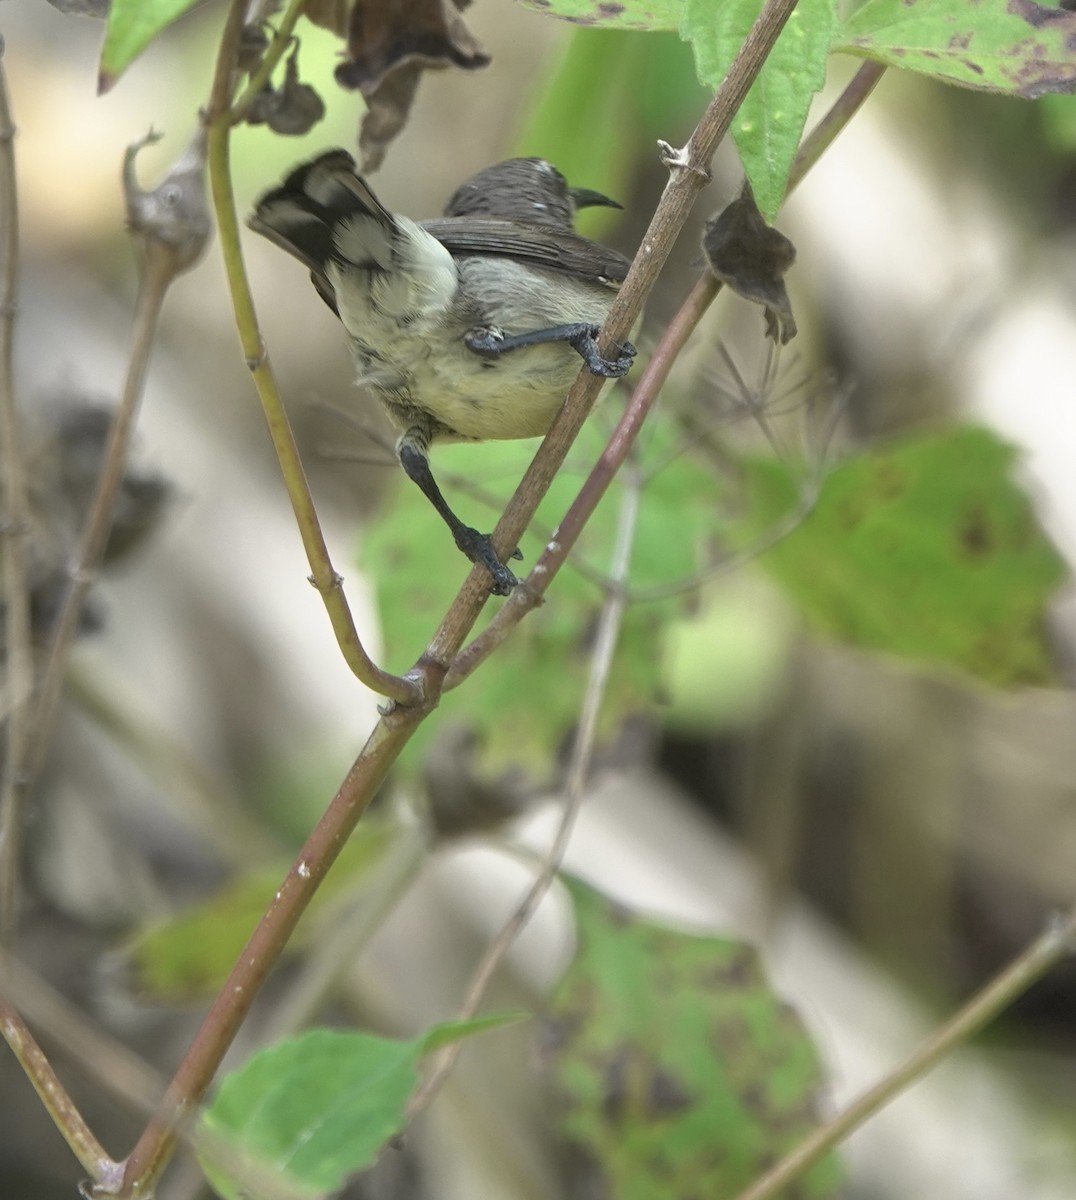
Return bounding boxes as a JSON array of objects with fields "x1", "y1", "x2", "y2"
[
  {"x1": 24, "y1": 256, "x2": 172, "y2": 790},
  {"x1": 446, "y1": 273, "x2": 720, "y2": 688},
  {"x1": 731, "y1": 906, "x2": 1076, "y2": 1200},
  {"x1": 0, "y1": 970, "x2": 124, "y2": 1191}
]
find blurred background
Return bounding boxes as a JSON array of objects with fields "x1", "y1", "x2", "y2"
[{"x1": 2, "y1": 1, "x2": 1076, "y2": 1198}]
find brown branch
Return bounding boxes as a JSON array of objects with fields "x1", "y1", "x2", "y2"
[
  {"x1": 0, "y1": 967, "x2": 124, "y2": 1190},
  {"x1": 447, "y1": 44, "x2": 879, "y2": 687},
  {"x1": 118, "y1": 714, "x2": 422, "y2": 1195},
  {"x1": 786, "y1": 60, "x2": 886, "y2": 195}
]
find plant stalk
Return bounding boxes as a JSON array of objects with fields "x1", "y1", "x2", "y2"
[{"x1": 731, "y1": 907, "x2": 1076, "y2": 1200}]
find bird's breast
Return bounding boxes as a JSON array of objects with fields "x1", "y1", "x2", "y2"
[{"x1": 339, "y1": 254, "x2": 618, "y2": 443}]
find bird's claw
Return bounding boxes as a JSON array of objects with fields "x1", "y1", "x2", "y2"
[
  {"x1": 454, "y1": 525, "x2": 520, "y2": 595},
  {"x1": 570, "y1": 325, "x2": 637, "y2": 378}
]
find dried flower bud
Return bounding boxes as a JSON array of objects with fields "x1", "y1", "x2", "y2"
[{"x1": 123, "y1": 127, "x2": 211, "y2": 277}]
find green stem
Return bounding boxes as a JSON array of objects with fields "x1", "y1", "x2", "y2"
[
  {"x1": 230, "y1": 0, "x2": 310, "y2": 123},
  {"x1": 204, "y1": 42, "x2": 419, "y2": 706}
]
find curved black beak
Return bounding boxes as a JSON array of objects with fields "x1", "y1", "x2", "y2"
[{"x1": 569, "y1": 186, "x2": 622, "y2": 211}]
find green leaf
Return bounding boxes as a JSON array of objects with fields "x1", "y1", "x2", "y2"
[
  {"x1": 515, "y1": 0, "x2": 681, "y2": 31},
  {"x1": 737, "y1": 425, "x2": 1068, "y2": 687},
  {"x1": 359, "y1": 419, "x2": 726, "y2": 783},
  {"x1": 683, "y1": 0, "x2": 837, "y2": 218},
  {"x1": 835, "y1": 0, "x2": 1076, "y2": 98},
  {"x1": 199, "y1": 1029, "x2": 419, "y2": 1199},
  {"x1": 420, "y1": 1010, "x2": 531, "y2": 1053},
  {"x1": 545, "y1": 877, "x2": 841, "y2": 1199},
  {"x1": 99, "y1": 0, "x2": 203, "y2": 91},
  {"x1": 124, "y1": 820, "x2": 401, "y2": 1000},
  {"x1": 199, "y1": 1020, "x2": 523, "y2": 1199}
]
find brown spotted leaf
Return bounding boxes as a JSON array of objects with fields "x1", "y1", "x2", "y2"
[
  {"x1": 734, "y1": 426, "x2": 1069, "y2": 688},
  {"x1": 515, "y1": 0, "x2": 680, "y2": 29},
  {"x1": 333, "y1": 0, "x2": 490, "y2": 169},
  {"x1": 836, "y1": 0, "x2": 1076, "y2": 98},
  {"x1": 543, "y1": 877, "x2": 841, "y2": 1199}
]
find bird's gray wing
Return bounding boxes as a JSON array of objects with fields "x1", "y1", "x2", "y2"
[{"x1": 419, "y1": 218, "x2": 631, "y2": 286}]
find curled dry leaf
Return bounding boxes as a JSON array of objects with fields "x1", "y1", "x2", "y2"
[
  {"x1": 304, "y1": 0, "x2": 351, "y2": 35},
  {"x1": 245, "y1": 45, "x2": 327, "y2": 136},
  {"x1": 702, "y1": 182, "x2": 798, "y2": 344},
  {"x1": 4, "y1": 397, "x2": 172, "y2": 648},
  {"x1": 327, "y1": 0, "x2": 490, "y2": 171}
]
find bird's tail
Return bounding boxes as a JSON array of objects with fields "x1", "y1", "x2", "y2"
[{"x1": 248, "y1": 150, "x2": 397, "y2": 302}]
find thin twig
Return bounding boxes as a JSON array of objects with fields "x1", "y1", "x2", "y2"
[
  {"x1": 229, "y1": 0, "x2": 310, "y2": 124},
  {"x1": 25, "y1": 256, "x2": 172, "y2": 787},
  {"x1": 786, "y1": 61, "x2": 886, "y2": 195},
  {"x1": 0, "y1": 38, "x2": 33, "y2": 943},
  {"x1": 731, "y1": 906, "x2": 1076, "y2": 1200},
  {"x1": 204, "y1": 2, "x2": 420, "y2": 706},
  {"x1": 407, "y1": 463, "x2": 643, "y2": 1120},
  {"x1": 0, "y1": 968, "x2": 125, "y2": 1190},
  {"x1": 1, "y1": 954, "x2": 165, "y2": 1117},
  {"x1": 118, "y1": 715, "x2": 420, "y2": 1196},
  {"x1": 257, "y1": 825, "x2": 428, "y2": 1042}
]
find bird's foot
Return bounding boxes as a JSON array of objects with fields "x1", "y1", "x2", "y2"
[
  {"x1": 454, "y1": 525, "x2": 523, "y2": 596},
  {"x1": 568, "y1": 324, "x2": 636, "y2": 378}
]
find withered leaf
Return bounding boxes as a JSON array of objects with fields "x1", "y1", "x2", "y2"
[
  {"x1": 245, "y1": 45, "x2": 326, "y2": 136},
  {"x1": 333, "y1": 0, "x2": 490, "y2": 171},
  {"x1": 702, "y1": 182, "x2": 798, "y2": 344},
  {"x1": 304, "y1": 0, "x2": 351, "y2": 36}
]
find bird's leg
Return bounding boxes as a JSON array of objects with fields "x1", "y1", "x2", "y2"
[
  {"x1": 396, "y1": 429, "x2": 522, "y2": 596},
  {"x1": 465, "y1": 324, "x2": 636, "y2": 378}
]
